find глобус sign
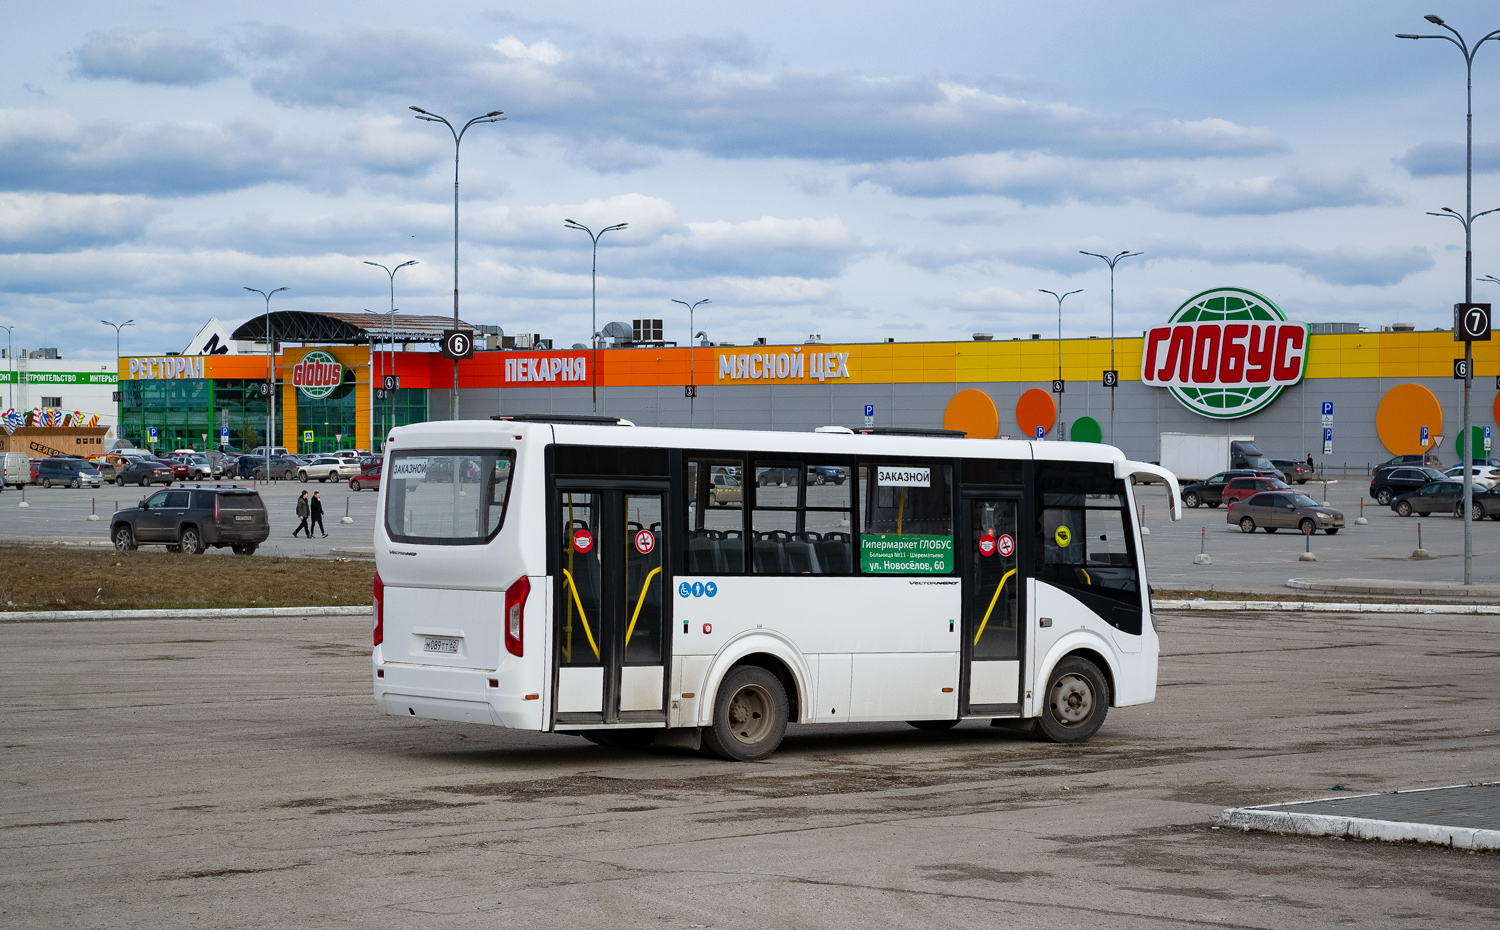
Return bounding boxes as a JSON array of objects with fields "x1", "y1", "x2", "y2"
[{"x1": 1141, "y1": 287, "x2": 1308, "y2": 419}]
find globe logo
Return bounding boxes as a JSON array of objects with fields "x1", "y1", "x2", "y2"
[{"x1": 1141, "y1": 288, "x2": 1308, "y2": 420}]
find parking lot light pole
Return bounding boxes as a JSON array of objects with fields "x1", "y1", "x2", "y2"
[
  {"x1": 1080, "y1": 250, "x2": 1142, "y2": 446},
  {"x1": 364, "y1": 260, "x2": 417, "y2": 446},
  {"x1": 672, "y1": 298, "x2": 710, "y2": 425},
  {"x1": 1040, "y1": 289, "x2": 1082, "y2": 438},
  {"x1": 410, "y1": 106, "x2": 504, "y2": 420},
  {"x1": 564, "y1": 219, "x2": 629, "y2": 412},
  {"x1": 101, "y1": 320, "x2": 133, "y2": 440},
  {"x1": 1400, "y1": 15, "x2": 1500, "y2": 586},
  {"x1": 244, "y1": 287, "x2": 288, "y2": 468},
  {"x1": 1, "y1": 324, "x2": 16, "y2": 412}
]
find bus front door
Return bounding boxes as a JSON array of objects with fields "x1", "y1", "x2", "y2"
[
  {"x1": 963, "y1": 496, "x2": 1024, "y2": 715},
  {"x1": 553, "y1": 489, "x2": 670, "y2": 726}
]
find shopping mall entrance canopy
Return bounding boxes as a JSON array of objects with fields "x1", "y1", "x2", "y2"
[{"x1": 232, "y1": 310, "x2": 470, "y2": 345}]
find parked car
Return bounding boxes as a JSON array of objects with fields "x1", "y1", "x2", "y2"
[
  {"x1": 349, "y1": 463, "x2": 382, "y2": 492},
  {"x1": 240, "y1": 454, "x2": 299, "y2": 481},
  {"x1": 110, "y1": 487, "x2": 270, "y2": 555},
  {"x1": 1228, "y1": 490, "x2": 1345, "y2": 535},
  {"x1": 1370, "y1": 466, "x2": 1447, "y2": 505},
  {"x1": 756, "y1": 466, "x2": 801, "y2": 487},
  {"x1": 115, "y1": 459, "x2": 175, "y2": 487},
  {"x1": 1222, "y1": 475, "x2": 1291, "y2": 506},
  {"x1": 710, "y1": 472, "x2": 742, "y2": 505},
  {"x1": 29, "y1": 459, "x2": 41, "y2": 484},
  {"x1": 36, "y1": 457, "x2": 104, "y2": 488},
  {"x1": 1269, "y1": 459, "x2": 1313, "y2": 484},
  {"x1": 298, "y1": 455, "x2": 362, "y2": 483},
  {"x1": 158, "y1": 456, "x2": 191, "y2": 479},
  {"x1": 808, "y1": 465, "x2": 848, "y2": 485},
  {"x1": 3, "y1": 451, "x2": 30, "y2": 488},
  {"x1": 1390, "y1": 480, "x2": 1482, "y2": 517},
  {"x1": 1466, "y1": 485, "x2": 1500, "y2": 521},
  {"x1": 334, "y1": 449, "x2": 372, "y2": 462},
  {"x1": 248, "y1": 446, "x2": 290, "y2": 458},
  {"x1": 1374, "y1": 453, "x2": 1446, "y2": 471},
  {"x1": 1179, "y1": 470, "x2": 1261, "y2": 509},
  {"x1": 1444, "y1": 465, "x2": 1500, "y2": 489}
]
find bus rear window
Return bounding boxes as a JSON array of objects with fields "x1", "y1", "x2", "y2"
[{"x1": 384, "y1": 449, "x2": 515, "y2": 545}]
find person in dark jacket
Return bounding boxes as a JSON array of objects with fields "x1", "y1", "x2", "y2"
[
  {"x1": 293, "y1": 490, "x2": 311, "y2": 537},
  {"x1": 1306, "y1": 453, "x2": 1314, "y2": 473},
  {"x1": 310, "y1": 491, "x2": 327, "y2": 538}
]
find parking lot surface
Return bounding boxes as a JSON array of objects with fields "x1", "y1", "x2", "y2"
[{"x1": 2, "y1": 608, "x2": 1496, "y2": 928}]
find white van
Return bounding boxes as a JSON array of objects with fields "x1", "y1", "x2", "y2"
[{"x1": 3, "y1": 451, "x2": 30, "y2": 489}]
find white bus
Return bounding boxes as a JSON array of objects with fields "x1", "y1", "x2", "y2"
[{"x1": 372, "y1": 416, "x2": 1181, "y2": 761}]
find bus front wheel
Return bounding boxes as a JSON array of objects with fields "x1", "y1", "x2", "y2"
[
  {"x1": 703, "y1": 665, "x2": 788, "y2": 762},
  {"x1": 1037, "y1": 656, "x2": 1109, "y2": 743}
]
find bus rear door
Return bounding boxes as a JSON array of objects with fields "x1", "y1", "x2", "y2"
[{"x1": 552, "y1": 487, "x2": 671, "y2": 727}]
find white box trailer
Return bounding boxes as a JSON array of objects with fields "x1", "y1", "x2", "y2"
[{"x1": 1159, "y1": 433, "x2": 1261, "y2": 483}]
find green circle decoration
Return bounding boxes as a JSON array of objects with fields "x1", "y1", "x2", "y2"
[
  {"x1": 1070, "y1": 416, "x2": 1102, "y2": 443},
  {"x1": 1165, "y1": 287, "x2": 1297, "y2": 420},
  {"x1": 295, "y1": 349, "x2": 343, "y2": 400},
  {"x1": 1453, "y1": 425, "x2": 1487, "y2": 462}
]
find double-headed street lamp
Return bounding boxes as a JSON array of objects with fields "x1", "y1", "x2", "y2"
[
  {"x1": 1, "y1": 324, "x2": 15, "y2": 411},
  {"x1": 1080, "y1": 250, "x2": 1142, "y2": 446},
  {"x1": 410, "y1": 106, "x2": 504, "y2": 420},
  {"x1": 244, "y1": 286, "x2": 288, "y2": 462},
  {"x1": 1039, "y1": 288, "x2": 1082, "y2": 439},
  {"x1": 672, "y1": 298, "x2": 711, "y2": 424},
  {"x1": 364, "y1": 259, "x2": 418, "y2": 443},
  {"x1": 1398, "y1": 14, "x2": 1500, "y2": 585},
  {"x1": 564, "y1": 219, "x2": 629, "y2": 412},
  {"x1": 101, "y1": 319, "x2": 133, "y2": 438}
]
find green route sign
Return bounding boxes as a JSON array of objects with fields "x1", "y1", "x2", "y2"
[{"x1": 860, "y1": 534, "x2": 953, "y2": 574}]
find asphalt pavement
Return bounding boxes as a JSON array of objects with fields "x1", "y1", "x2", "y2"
[{"x1": 1, "y1": 607, "x2": 1495, "y2": 928}]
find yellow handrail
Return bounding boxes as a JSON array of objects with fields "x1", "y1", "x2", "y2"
[
  {"x1": 625, "y1": 566, "x2": 662, "y2": 646},
  {"x1": 559, "y1": 569, "x2": 600, "y2": 660},
  {"x1": 973, "y1": 568, "x2": 1016, "y2": 647}
]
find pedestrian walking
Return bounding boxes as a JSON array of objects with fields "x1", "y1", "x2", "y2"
[
  {"x1": 293, "y1": 491, "x2": 311, "y2": 537},
  {"x1": 311, "y1": 491, "x2": 327, "y2": 538},
  {"x1": 1306, "y1": 452, "x2": 1314, "y2": 473}
]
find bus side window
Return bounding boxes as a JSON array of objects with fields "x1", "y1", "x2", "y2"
[
  {"x1": 1035, "y1": 463, "x2": 1140, "y2": 605},
  {"x1": 857, "y1": 463, "x2": 954, "y2": 575},
  {"x1": 686, "y1": 456, "x2": 746, "y2": 574}
]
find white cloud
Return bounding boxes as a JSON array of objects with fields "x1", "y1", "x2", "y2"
[
  {"x1": 492, "y1": 35, "x2": 564, "y2": 66},
  {"x1": 72, "y1": 28, "x2": 236, "y2": 86},
  {"x1": 0, "y1": 193, "x2": 166, "y2": 252}
]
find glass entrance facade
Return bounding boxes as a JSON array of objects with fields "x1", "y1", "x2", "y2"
[{"x1": 119, "y1": 378, "x2": 282, "y2": 452}]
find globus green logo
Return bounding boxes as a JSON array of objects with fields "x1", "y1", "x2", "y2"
[
  {"x1": 1140, "y1": 288, "x2": 1308, "y2": 420},
  {"x1": 293, "y1": 350, "x2": 343, "y2": 399}
]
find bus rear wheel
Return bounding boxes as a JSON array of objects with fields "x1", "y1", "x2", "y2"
[
  {"x1": 704, "y1": 665, "x2": 787, "y2": 762},
  {"x1": 1037, "y1": 656, "x2": 1109, "y2": 743}
]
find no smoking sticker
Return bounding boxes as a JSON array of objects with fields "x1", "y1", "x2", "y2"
[
  {"x1": 634, "y1": 529, "x2": 655, "y2": 555},
  {"x1": 1054, "y1": 525, "x2": 1072, "y2": 548},
  {"x1": 997, "y1": 534, "x2": 1015, "y2": 558},
  {"x1": 571, "y1": 529, "x2": 594, "y2": 554}
]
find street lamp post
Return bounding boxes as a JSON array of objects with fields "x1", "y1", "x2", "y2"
[
  {"x1": 672, "y1": 298, "x2": 711, "y2": 425},
  {"x1": 1079, "y1": 250, "x2": 1142, "y2": 446},
  {"x1": 364, "y1": 260, "x2": 417, "y2": 447},
  {"x1": 410, "y1": 106, "x2": 504, "y2": 421},
  {"x1": 244, "y1": 287, "x2": 288, "y2": 470},
  {"x1": 0, "y1": 324, "x2": 14, "y2": 412},
  {"x1": 101, "y1": 319, "x2": 133, "y2": 442},
  {"x1": 564, "y1": 219, "x2": 629, "y2": 412},
  {"x1": 1399, "y1": 15, "x2": 1500, "y2": 585},
  {"x1": 1039, "y1": 288, "x2": 1082, "y2": 439}
]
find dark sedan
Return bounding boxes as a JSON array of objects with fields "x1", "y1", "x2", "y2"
[
  {"x1": 1270, "y1": 459, "x2": 1312, "y2": 484},
  {"x1": 115, "y1": 459, "x2": 175, "y2": 487},
  {"x1": 1467, "y1": 486, "x2": 1500, "y2": 521},
  {"x1": 238, "y1": 454, "x2": 299, "y2": 481},
  {"x1": 1371, "y1": 466, "x2": 1447, "y2": 505},
  {"x1": 1391, "y1": 480, "x2": 1480, "y2": 517}
]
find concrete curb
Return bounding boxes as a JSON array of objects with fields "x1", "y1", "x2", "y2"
[
  {"x1": 1154, "y1": 599, "x2": 1500, "y2": 615},
  {"x1": 1217, "y1": 790, "x2": 1500, "y2": 851},
  {"x1": 1287, "y1": 577, "x2": 1500, "y2": 599},
  {"x1": 0, "y1": 605, "x2": 373, "y2": 623}
]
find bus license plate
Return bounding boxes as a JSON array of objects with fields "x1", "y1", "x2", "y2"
[{"x1": 423, "y1": 637, "x2": 460, "y2": 655}]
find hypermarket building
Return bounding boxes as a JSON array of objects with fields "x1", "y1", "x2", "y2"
[{"x1": 114, "y1": 293, "x2": 1500, "y2": 468}]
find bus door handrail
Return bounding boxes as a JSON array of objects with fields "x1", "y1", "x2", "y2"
[
  {"x1": 624, "y1": 566, "x2": 662, "y2": 646},
  {"x1": 973, "y1": 568, "x2": 1016, "y2": 646},
  {"x1": 560, "y1": 569, "x2": 601, "y2": 660}
]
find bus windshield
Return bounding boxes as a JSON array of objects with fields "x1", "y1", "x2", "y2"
[{"x1": 384, "y1": 449, "x2": 515, "y2": 544}]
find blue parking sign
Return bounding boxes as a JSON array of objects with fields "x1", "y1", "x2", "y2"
[
  {"x1": 1321, "y1": 402, "x2": 1334, "y2": 416},
  {"x1": 220, "y1": 426, "x2": 229, "y2": 442},
  {"x1": 1323, "y1": 426, "x2": 1333, "y2": 441},
  {"x1": 147, "y1": 426, "x2": 158, "y2": 443},
  {"x1": 864, "y1": 404, "x2": 874, "y2": 417},
  {"x1": 1421, "y1": 425, "x2": 1430, "y2": 444},
  {"x1": 1035, "y1": 426, "x2": 1045, "y2": 439}
]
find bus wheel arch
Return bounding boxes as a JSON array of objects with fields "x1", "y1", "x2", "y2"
[
  {"x1": 1035, "y1": 636, "x2": 1120, "y2": 713},
  {"x1": 698, "y1": 634, "x2": 811, "y2": 727}
]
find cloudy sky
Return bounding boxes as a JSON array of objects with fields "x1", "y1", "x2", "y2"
[{"x1": 3, "y1": 1, "x2": 1500, "y2": 360}]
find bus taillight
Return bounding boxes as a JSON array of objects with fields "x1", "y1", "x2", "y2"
[
  {"x1": 505, "y1": 575, "x2": 530, "y2": 657},
  {"x1": 373, "y1": 571, "x2": 384, "y2": 646}
]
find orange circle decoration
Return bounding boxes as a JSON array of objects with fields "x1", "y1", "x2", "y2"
[
  {"x1": 943, "y1": 389, "x2": 999, "y2": 439},
  {"x1": 1375, "y1": 383, "x2": 1444, "y2": 455},
  {"x1": 1493, "y1": 392, "x2": 1500, "y2": 432},
  {"x1": 1015, "y1": 389, "x2": 1057, "y2": 439}
]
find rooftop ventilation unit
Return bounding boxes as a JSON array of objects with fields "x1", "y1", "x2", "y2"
[
  {"x1": 972, "y1": 333, "x2": 993, "y2": 341},
  {"x1": 814, "y1": 425, "x2": 854, "y2": 434},
  {"x1": 491, "y1": 414, "x2": 632, "y2": 426},
  {"x1": 806, "y1": 334, "x2": 823, "y2": 344},
  {"x1": 632, "y1": 319, "x2": 664, "y2": 343}
]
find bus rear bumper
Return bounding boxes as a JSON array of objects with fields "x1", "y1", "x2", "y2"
[{"x1": 373, "y1": 655, "x2": 545, "y2": 730}]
